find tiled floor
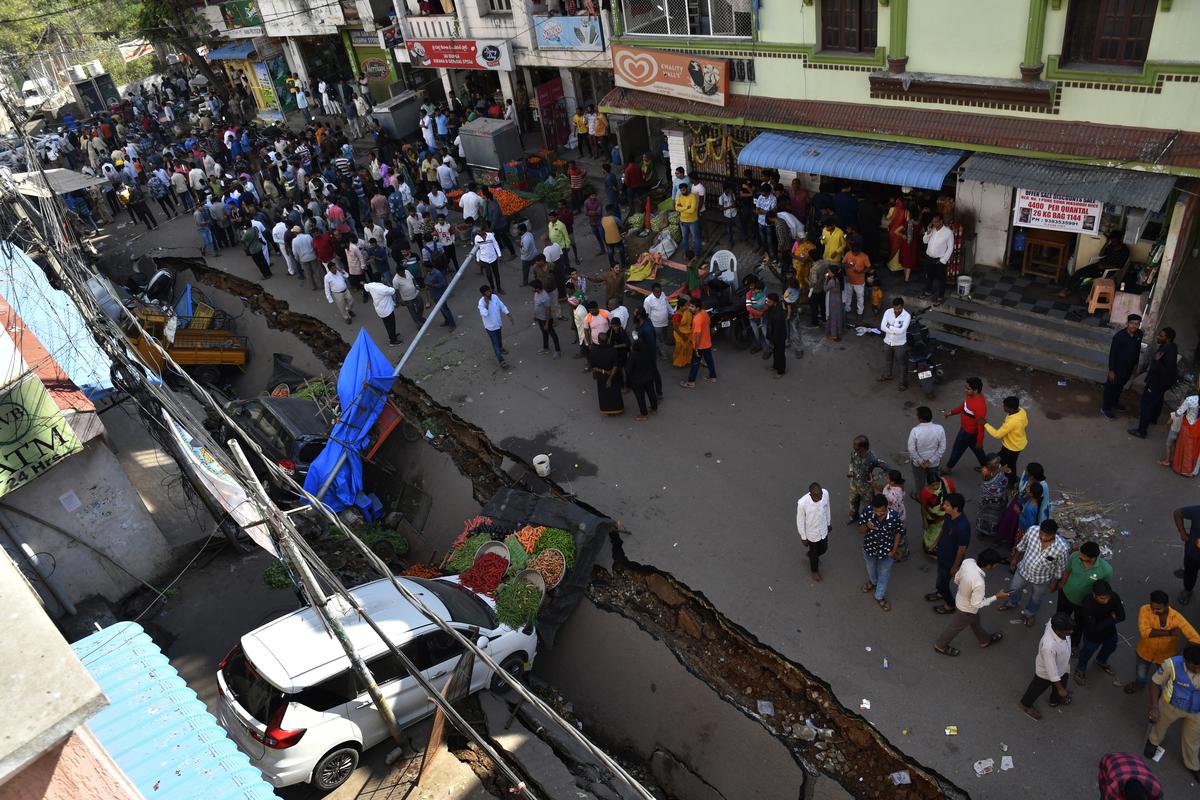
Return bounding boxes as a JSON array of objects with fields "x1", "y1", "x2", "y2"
[{"x1": 964, "y1": 270, "x2": 1110, "y2": 327}]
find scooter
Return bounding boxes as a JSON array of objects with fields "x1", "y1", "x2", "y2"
[
  {"x1": 906, "y1": 310, "x2": 946, "y2": 398},
  {"x1": 705, "y1": 268, "x2": 760, "y2": 349}
]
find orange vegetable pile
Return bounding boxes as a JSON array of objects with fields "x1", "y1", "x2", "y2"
[
  {"x1": 491, "y1": 187, "x2": 531, "y2": 217},
  {"x1": 514, "y1": 525, "x2": 545, "y2": 554},
  {"x1": 402, "y1": 563, "x2": 443, "y2": 579},
  {"x1": 452, "y1": 515, "x2": 492, "y2": 549}
]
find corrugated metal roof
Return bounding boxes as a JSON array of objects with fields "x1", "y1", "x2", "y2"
[
  {"x1": 599, "y1": 88, "x2": 1200, "y2": 172},
  {"x1": 959, "y1": 153, "x2": 1176, "y2": 210},
  {"x1": 736, "y1": 131, "x2": 964, "y2": 190},
  {"x1": 71, "y1": 622, "x2": 276, "y2": 800}
]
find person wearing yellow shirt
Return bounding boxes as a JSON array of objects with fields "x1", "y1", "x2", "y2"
[
  {"x1": 548, "y1": 210, "x2": 574, "y2": 265},
  {"x1": 1125, "y1": 590, "x2": 1200, "y2": 695},
  {"x1": 674, "y1": 184, "x2": 701, "y2": 256},
  {"x1": 572, "y1": 110, "x2": 591, "y2": 158},
  {"x1": 820, "y1": 220, "x2": 846, "y2": 262},
  {"x1": 985, "y1": 395, "x2": 1028, "y2": 479}
]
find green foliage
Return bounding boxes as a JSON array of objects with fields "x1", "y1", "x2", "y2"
[
  {"x1": 353, "y1": 523, "x2": 410, "y2": 556},
  {"x1": 262, "y1": 561, "x2": 292, "y2": 590}
]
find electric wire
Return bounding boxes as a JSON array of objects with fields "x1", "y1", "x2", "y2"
[{"x1": 0, "y1": 86, "x2": 655, "y2": 799}]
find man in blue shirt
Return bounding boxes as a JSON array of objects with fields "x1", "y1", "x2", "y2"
[
  {"x1": 477, "y1": 285, "x2": 513, "y2": 368},
  {"x1": 930, "y1": 493, "x2": 972, "y2": 614},
  {"x1": 366, "y1": 238, "x2": 391, "y2": 282},
  {"x1": 435, "y1": 109, "x2": 450, "y2": 144},
  {"x1": 423, "y1": 261, "x2": 456, "y2": 330}
]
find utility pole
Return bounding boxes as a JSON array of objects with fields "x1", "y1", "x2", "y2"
[{"x1": 227, "y1": 439, "x2": 406, "y2": 745}]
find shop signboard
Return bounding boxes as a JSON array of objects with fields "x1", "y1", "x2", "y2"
[
  {"x1": 219, "y1": 0, "x2": 262, "y2": 29},
  {"x1": 0, "y1": 375, "x2": 83, "y2": 498},
  {"x1": 611, "y1": 44, "x2": 727, "y2": 107},
  {"x1": 405, "y1": 39, "x2": 513, "y2": 71},
  {"x1": 533, "y1": 15, "x2": 604, "y2": 52},
  {"x1": 380, "y1": 24, "x2": 404, "y2": 50},
  {"x1": 251, "y1": 61, "x2": 284, "y2": 121},
  {"x1": 1013, "y1": 188, "x2": 1103, "y2": 235}
]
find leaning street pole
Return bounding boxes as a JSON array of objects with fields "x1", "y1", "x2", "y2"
[{"x1": 314, "y1": 248, "x2": 480, "y2": 502}]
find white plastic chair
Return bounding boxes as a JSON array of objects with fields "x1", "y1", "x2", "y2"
[{"x1": 710, "y1": 249, "x2": 737, "y2": 286}]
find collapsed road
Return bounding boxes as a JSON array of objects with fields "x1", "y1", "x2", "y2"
[{"x1": 151, "y1": 255, "x2": 968, "y2": 800}]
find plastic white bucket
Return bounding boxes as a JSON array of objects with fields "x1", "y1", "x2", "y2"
[
  {"x1": 533, "y1": 454, "x2": 551, "y2": 477},
  {"x1": 956, "y1": 275, "x2": 972, "y2": 296}
]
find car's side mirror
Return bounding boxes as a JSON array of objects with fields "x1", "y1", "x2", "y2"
[{"x1": 477, "y1": 635, "x2": 489, "y2": 648}]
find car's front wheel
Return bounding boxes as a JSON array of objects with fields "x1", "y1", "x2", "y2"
[
  {"x1": 311, "y1": 744, "x2": 360, "y2": 791},
  {"x1": 490, "y1": 653, "x2": 527, "y2": 694}
]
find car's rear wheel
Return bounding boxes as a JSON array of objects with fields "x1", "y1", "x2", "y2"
[
  {"x1": 311, "y1": 744, "x2": 359, "y2": 791},
  {"x1": 490, "y1": 653, "x2": 526, "y2": 694}
]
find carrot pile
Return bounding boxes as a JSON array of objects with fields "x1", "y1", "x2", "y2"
[{"x1": 514, "y1": 525, "x2": 545, "y2": 554}]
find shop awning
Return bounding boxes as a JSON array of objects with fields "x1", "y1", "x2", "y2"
[
  {"x1": 736, "y1": 131, "x2": 964, "y2": 191},
  {"x1": 206, "y1": 41, "x2": 256, "y2": 61},
  {"x1": 10, "y1": 168, "x2": 107, "y2": 198},
  {"x1": 960, "y1": 153, "x2": 1176, "y2": 211}
]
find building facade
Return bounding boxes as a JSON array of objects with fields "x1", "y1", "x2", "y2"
[{"x1": 601, "y1": 0, "x2": 1200, "y2": 340}]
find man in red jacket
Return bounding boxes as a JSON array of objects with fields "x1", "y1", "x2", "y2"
[
  {"x1": 942, "y1": 376, "x2": 988, "y2": 474},
  {"x1": 622, "y1": 158, "x2": 644, "y2": 212}
]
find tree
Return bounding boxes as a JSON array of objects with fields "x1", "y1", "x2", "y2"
[{"x1": 135, "y1": 0, "x2": 227, "y2": 96}]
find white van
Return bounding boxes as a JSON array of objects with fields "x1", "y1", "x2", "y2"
[{"x1": 215, "y1": 576, "x2": 537, "y2": 790}]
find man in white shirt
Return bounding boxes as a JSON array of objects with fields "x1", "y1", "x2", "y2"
[
  {"x1": 436, "y1": 160, "x2": 458, "y2": 191},
  {"x1": 290, "y1": 226, "x2": 317, "y2": 285},
  {"x1": 796, "y1": 483, "x2": 831, "y2": 581},
  {"x1": 1019, "y1": 614, "x2": 1075, "y2": 719},
  {"x1": 907, "y1": 406, "x2": 947, "y2": 490},
  {"x1": 879, "y1": 297, "x2": 912, "y2": 389},
  {"x1": 364, "y1": 280, "x2": 401, "y2": 346},
  {"x1": 272, "y1": 220, "x2": 296, "y2": 276},
  {"x1": 392, "y1": 269, "x2": 424, "y2": 328},
  {"x1": 642, "y1": 283, "x2": 673, "y2": 360},
  {"x1": 922, "y1": 214, "x2": 955, "y2": 302},
  {"x1": 934, "y1": 548, "x2": 1009, "y2": 656},
  {"x1": 459, "y1": 184, "x2": 483, "y2": 223},
  {"x1": 324, "y1": 263, "x2": 354, "y2": 324},
  {"x1": 477, "y1": 285, "x2": 513, "y2": 368},
  {"x1": 475, "y1": 222, "x2": 503, "y2": 293}
]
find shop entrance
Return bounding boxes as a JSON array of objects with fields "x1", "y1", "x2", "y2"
[{"x1": 296, "y1": 36, "x2": 354, "y2": 84}]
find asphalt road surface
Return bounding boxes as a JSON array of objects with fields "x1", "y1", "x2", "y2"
[{"x1": 110, "y1": 209, "x2": 1200, "y2": 799}]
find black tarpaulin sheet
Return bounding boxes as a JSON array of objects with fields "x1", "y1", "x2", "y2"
[{"x1": 482, "y1": 488, "x2": 613, "y2": 648}]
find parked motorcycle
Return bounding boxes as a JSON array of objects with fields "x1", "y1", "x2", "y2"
[
  {"x1": 906, "y1": 310, "x2": 946, "y2": 398},
  {"x1": 704, "y1": 266, "x2": 761, "y2": 349}
]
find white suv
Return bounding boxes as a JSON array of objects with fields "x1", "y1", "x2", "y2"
[{"x1": 215, "y1": 576, "x2": 537, "y2": 791}]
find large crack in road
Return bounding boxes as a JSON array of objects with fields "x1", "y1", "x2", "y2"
[{"x1": 161, "y1": 257, "x2": 968, "y2": 799}]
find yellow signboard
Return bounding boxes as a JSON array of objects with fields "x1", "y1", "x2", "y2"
[{"x1": 0, "y1": 376, "x2": 83, "y2": 497}]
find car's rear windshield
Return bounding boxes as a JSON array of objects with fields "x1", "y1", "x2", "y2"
[
  {"x1": 411, "y1": 578, "x2": 495, "y2": 629},
  {"x1": 223, "y1": 646, "x2": 285, "y2": 723}
]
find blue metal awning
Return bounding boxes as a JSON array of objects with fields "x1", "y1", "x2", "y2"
[
  {"x1": 737, "y1": 131, "x2": 965, "y2": 190},
  {"x1": 207, "y1": 41, "x2": 256, "y2": 61},
  {"x1": 71, "y1": 622, "x2": 276, "y2": 800}
]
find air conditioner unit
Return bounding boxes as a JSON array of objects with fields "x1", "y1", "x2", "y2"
[
  {"x1": 67, "y1": 65, "x2": 87, "y2": 82},
  {"x1": 87, "y1": 60, "x2": 105, "y2": 77}
]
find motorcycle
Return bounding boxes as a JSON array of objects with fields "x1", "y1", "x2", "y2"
[
  {"x1": 906, "y1": 309, "x2": 946, "y2": 398},
  {"x1": 704, "y1": 267, "x2": 760, "y2": 349}
]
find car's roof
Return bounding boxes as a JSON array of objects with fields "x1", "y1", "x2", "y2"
[
  {"x1": 258, "y1": 396, "x2": 327, "y2": 436},
  {"x1": 240, "y1": 577, "x2": 451, "y2": 693}
]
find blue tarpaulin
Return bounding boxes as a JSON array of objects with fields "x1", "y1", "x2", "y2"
[
  {"x1": 0, "y1": 243, "x2": 116, "y2": 399},
  {"x1": 174, "y1": 284, "x2": 194, "y2": 320},
  {"x1": 303, "y1": 329, "x2": 395, "y2": 515},
  {"x1": 736, "y1": 131, "x2": 964, "y2": 191}
]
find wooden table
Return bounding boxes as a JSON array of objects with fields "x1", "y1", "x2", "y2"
[{"x1": 1022, "y1": 229, "x2": 1073, "y2": 282}]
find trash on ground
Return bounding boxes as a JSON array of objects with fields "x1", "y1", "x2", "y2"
[
  {"x1": 1057, "y1": 380, "x2": 1068, "y2": 387},
  {"x1": 973, "y1": 759, "x2": 995, "y2": 777},
  {"x1": 1152, "y1": 746, "x2": 1166, "y2": 762},
  {"x1": 1000, "y1": 756, "x2": 1014, "y2": 771},
  {"x1": 1000, "y1": 742, "x2": 1008, "y2": 752},
  {"x1": 757, "y1": 700, "x2": 775, "y2": 716},
  {"x1": 945, "y1": 726, "x2": 959, "y2": 736},
  {"x1": 865, "y1": 646, "x2": 872, "y2": 652},
  {"x1": 883, "y1": 658, "x2": 889, "y2": 669},
  {"x1": 889, "y1": 770, "x2": 912, "y2": 785},
  {"x1": 860, "y1": 699, "x2": 871, "y2": 710}
]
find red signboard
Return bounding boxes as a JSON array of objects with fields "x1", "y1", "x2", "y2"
[{"x1": 405, "y1": 39, "x2": 513, "y2": 71}]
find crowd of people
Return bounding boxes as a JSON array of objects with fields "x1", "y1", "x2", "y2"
[
  {"x1": 795, "y1": 375, "x2": 1200, "y2": 786},
  {"x1": 48, "y1": 65, "x2": 1200, "y2": 796}
]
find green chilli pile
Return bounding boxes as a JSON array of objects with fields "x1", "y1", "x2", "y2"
[
  {"x1": 533, "y1": 528, "x2": 576, "y2": 567},
  {"x1": 445, "y1": 532, "x2": 492, "y2": 573},
  {"x1": 495, "y1": 580, "x2": 542, "y2": 629}
]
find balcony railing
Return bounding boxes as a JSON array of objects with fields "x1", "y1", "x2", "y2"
[
  {"x1": 621, "y1": 0, "x2": 753, "y2": 38},
  {"x1": 407, "y1": 13, "x2": 460, "y2": 38}
]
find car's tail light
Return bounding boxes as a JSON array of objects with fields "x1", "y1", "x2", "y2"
[
  {"x1": 276, "y1": 459, "x2": 296, "y2": 476},
  {"x1": 218, "y1": 645, "x2": 237, "y2": 672},
  {"x1": 249, "y1": 703, "x2": 306, "y2": 749}
]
